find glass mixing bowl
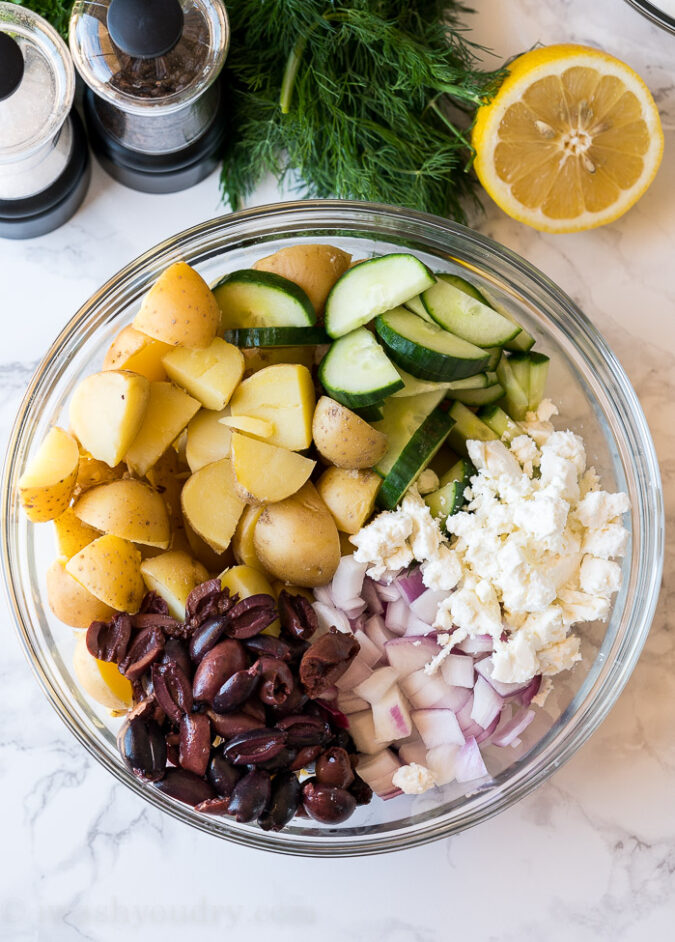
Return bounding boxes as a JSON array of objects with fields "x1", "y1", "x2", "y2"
[{"x1": 1, "y1": 201, "x2": 663, "y2": 856}]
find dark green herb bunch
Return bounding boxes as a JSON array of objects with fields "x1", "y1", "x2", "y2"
[
  {"x1": 222, "y1": 0, "x2": 505, "y2": 220},
  {"x1": 9, "y1": 0, "x2": 73, "y2": 38}
]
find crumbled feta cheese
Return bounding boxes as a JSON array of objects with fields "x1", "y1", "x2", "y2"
[
  {"x1": 421, "y1": 544, "x2": 462, "y2": 591},
  {"x1": 448, "y1": 577, "x2": 502, "y2": 637},
  {"x1": 401, "y1": 489, "x2": 443, "y2": 560},
  {"x1": 392, "y1": 762, "x2": 435, "y2": 794},
  {"x1": 492, "y1": 632, "x2": 540, "y2": 684},
  {"x1": 416, "y1": 468, "x2": 440, "y2": 495},
  {"x1": 531, "y1": 676, "x2": 553, "y2": 708},
  {"x1": 558, "y1": 589, "x2": 611, "y2": 626},
  {"x1": 537, "y1": 636, "x2": 582, "y2": 675},
  {"x1": 510, "y1": 434, "x2": 539, "y2": 476},
  {"x1": 582, "y1": 523, "x2": 629, "y2": 559},
  {"x1": 573, "y1": 490, "x2": 631, "y2": 529},
  {"x1": 579, "y1": 556, "x2": 622, "y2": 597}
]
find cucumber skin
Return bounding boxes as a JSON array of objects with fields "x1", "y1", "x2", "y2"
[
  {"x1": 224, "y1": 326, "x2": 329, "y2": 347},
  {"x1": 376, "y1": 408, "x2": 455, "y2": 510},
  {"x1": 318, "y1": 355, "x2": 403, "y2": 409},
  {"x1": 212, "y1": 269, "x2": 316, "y2": 325},
  {"x1": 355, "y1": 403, "x2": 385, "y2": 422},
  {"x1": 375, "y1": 316, "x2": 490, "y2": 382}
]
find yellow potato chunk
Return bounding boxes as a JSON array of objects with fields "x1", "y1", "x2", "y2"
[
  {"x1": 102, "y1": 325, "x2": 173, "y2": 382},
  {"x1": 253, "y1": 481, "x2": 340, "y2": 587},
  {"x1": 69, "y1": 371, "x2": 150, "y2": 468},
  {"x1": 75, "y1": 450, "x2": 125, "y2": 494},
  {"x1": 316, "y1": 467, "x2": 381, "y2": 534},
  {"x1": 185, "y1": 408, "x2": 232, "y2": 472},
  {"x1": 219, "y1": 415, "x2": 274, "y2": 438},
  {"x1": 53, "y1": 507, "x2": 100, "y2": 559},
  {"x1": 271, "y1": 581, "x2": 315, "y2": 603},
  {"x1": 185, "y1": 520, "x2": 234, "y2": 573},
  {"x1": 232, "y1": 505, "x2": 265, "y2": 570},
  {"x1": 253, "y1": 244, "x2": 352, "y2": 313},
  {"x1": 312, "y1": 396, "x2": 388, "y2": 469},
  {"x1": 230, "y1": 432, "x2": 316, "y2": 504},
  {"x1": 229, "y1": 363, "x2": 315, "y2": 451},
  {"x1": 162, "y1": 338, "x2": 245, "y2": 410},
  {"x1": 74, "y1": 479, "x2": 170, "y2": 548},
  {"x1": 181, "y1": 458, "x2": 246, "y2": 553},
  {"x1": 46, "y1": 559, "x2": 117, "y2": 628},
  {"x1": 140, "y1": 550, "x2": 209, "y2": 620},
  {"x1": 134, "y1": 261, "x2": 221, "y2": 348},
  {"x1": 19, "y1": 426, "x2": 79, "y2": 522},
  {"x1": 125, "y1": 381, "x2": 200, "y2": 477},
  {"x1": 66, "y1": 534, "x2": 145, "y2": 613},
  {"x1": 242, "y1": 346, "x2": 315, "y2": 375},
  {"x1": 73, "y1": 633, "x2": 133, "y2": 710},
  {"x1": 219, "y1": 564, "x2": 275, "y2": 600}
]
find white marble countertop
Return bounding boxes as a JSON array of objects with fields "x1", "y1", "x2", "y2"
[{"x1": 1, "y1": 1, "x2": 673, "y2": 939}]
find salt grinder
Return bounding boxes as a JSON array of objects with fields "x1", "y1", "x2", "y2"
[
  {"x1": 69, "y1": 0, "x2": 230, "y2": 193},
  {"x1": 0, "y1": 3, "x2": 90, "y2": 239}
]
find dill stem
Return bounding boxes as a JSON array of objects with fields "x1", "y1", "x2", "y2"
[{"x1": 280, "y1": 35, "x2": 308, "y2": 114}]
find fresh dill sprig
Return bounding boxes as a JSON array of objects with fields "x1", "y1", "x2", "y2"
[{"x1": 221, "y1": 0, "x2": 506, "y2": 221}]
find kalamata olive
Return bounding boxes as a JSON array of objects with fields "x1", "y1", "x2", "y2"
[
  {"x1": 275, "y1": 714, "x2": 330, "y2": 748},
  {"x1": 349, "y1": 772, "x2": 373, "y2": 806},
  {"x1": 151, "y1": 660, "x2": 193, "y2": 724},
  {"x1": 227, "y1": 769, "x2": 271, "y2": 823},
  {"x1": 288, "y1": 744, "x2": 323, "y2": 771},
  {"x1": 87, "y1": 613, "x2": 131, "y2": 663},
  {"x1": 192, "y1": 639, "x2": 247, "y2": 703},
  {"x1": 259, "y1": 771, "x2": 302, "y2": 831},
  {"x1": 120, "y1": 626, "x2": 165, "y2": 683},
  {"x1": 244, "y1": 635, "x2": 292, "y2": 661},
  {"x1": 179, "y1": 713, "x2": 211, "y2": 777},
  {"x1": 277, "y1": 590, "x2": 318, "y2": 641},
  {"x1": 257, "y1": 656, "x2": 293, "y2": 706},
  {"x1": 315, "y1": 747, "x2": 355, "y2": 789},
  {"x1": 195, "y1": 796, "x2": 231, "y2": 815},
  {"x1": 226, "y1": 594, "x2": 277, "y2": 639},
  {"x1": 302, "y1": 781, "x2": 356, "y2": 824},
  {"x1": 189, "y1": 616, "x2": 229, "y2": 663},
  {"x1": 266, "y1": 684, "x2": 308, "y2": 720},
  {"x1": 299, "y1": 628, "x2": 359, "y2": 697},
  {"x1": 163, "y1": 638, "x2": 192, "y2": 679},
  {"x1": 212, "y1": 664, "x2": 260, "y2": 714},
  {"x1": 206, "y1": 710, "x2": 263, "y2": 739},
  {"x1": 153, "y1": 768, "x2": 216, "y2": 806},
  {"x1": 240, "y1": 696, "x2": 266, "y2": 723},
  {"x1": 256, "y1": 746, "x2": 298, "y2": 772},
  {"x1": 221, "y1": 728, "x2": 288, "y2": 766},
  {"x1": 117, "y1": 716, "x2": 166, "y2": 782},
  {"x1": 207, "y1": 752, "x2": 243, "y2": 798}
]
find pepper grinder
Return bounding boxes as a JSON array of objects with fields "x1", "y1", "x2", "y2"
[
  {"x1": 0, "y1": 3, "x2": 90, "y2": 239},
  {"x1": 69, "y1": 0, "x2": 229, "y2": 193}
]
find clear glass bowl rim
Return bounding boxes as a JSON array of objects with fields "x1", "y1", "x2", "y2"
[{"x1": 1, "y1": 199, "x2": 664, "y2": 857}]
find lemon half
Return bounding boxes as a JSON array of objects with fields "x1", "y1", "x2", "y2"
[{"x1": 472, "y1": 45, "x2": 664, "y2": 233}]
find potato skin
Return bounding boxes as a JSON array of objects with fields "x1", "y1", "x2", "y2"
[
  {"x1": 46, "y1": 559, "x2": 117, "y2": 629},
  {"x1": 312, "y1": 397, "x2": 388, "y2": 469},
  {"x1": 140, "y1": 550, "x2": 209, "y2": 620},
  {"x1": 316, "y1": 467, "x2": 381, "y2": 534},
  {"x1": 253, "y1": 244, "x2": 351, "y2": 314},
  {"x1": 73, "y1": 479, "x2": 170, "y2": 548},
  {"x1": 253, "y1": 482, "x2": 340, "y2": 587},
  {"x1": 19, "y1": 427, "x2": 80, "y2": 522},
  {"x1": 134, "y1": 262, "x2": 221, "y2": 348},
  {"x1": 72, "y1": 633, "x2": 133, "y2": 710}
]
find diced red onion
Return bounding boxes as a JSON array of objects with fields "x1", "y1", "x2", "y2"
[
  {"x1": 337, "y1": 690, "x2": 369, "y2": 714},
  {"x1": 352, "y1": 629, "x2": 384, "y2": 668},
  {"x1": 517, "y1": 675, "x2": 542, "y2": 707},
  {"x1": 313, "y1": 585, "x2": 334, "y2": 607},
  {"x1": 364, "y1": 614, "x2": 395, "y2": 654},
  {"x1": 385, "y1": 636, "x2": 441, "y2": 678},
  {"x1": 409, "y1": 588, "x2": 449, "y2": 624},
  {"x1": 491, "y1": 708, "x2": 535, "y2": 747},
  {"x1": 403, "y1": 611, "x2": 434, "y2": 637},
  {"x1": 474, "y1": 657, "x2": 531, "y2": 698},
  {"x1": 398, "y1": 740, "x2": 428, "y2": 766},
  {"x1": 331, "y1": 555, "x2": 368, "y2": 608},
  {"x1": 395, "y1": 567, "x2": 425, "y2": 604},
  {"x1": 412, "y1": 709, "x2": 465, "y2": 749},
  {"x1": 341, "y1": 598, "x2": 368, "y2": 620},
  {"x1": 312, "y1": 601, "x2": 351, "y2": 635},
  {"x1": 457, "y1": 634, "x2": 494, "y2": 654},
  {"x1": 361, "y1": 577, "x2": 384, "y2": 615},
  {"x1": 347, "y1": 709, "x2": 385, "y2": 754},
  {"x1": 474, "y1": 712, "x2": 500, "y2": 745},
  {"x1": 430, "y1": 685, "x2": 472, "y2": 713},
  {"x1": 318, "y1": 684, "x2": 338, "y2": 701},
  {"x1": 356, "y1": 749, "x2": 402, "y2": 797},
  {"x1": 375, "y1": 581, "x2": 401, "y2": 603},
  {"x1": 426, "y1": 744, "x2": 460, "y2": 785},
  {"x1": 353, "y1": 666, "x2": 398, "y2": 703},
  {"x1": 335, "y1": 656, "x2": 373, "y2": 691},
  {"x1": 384, "y1": 597, "x2": 409, "y2": 635},
  {"x1": 315, "y1": 699, "x2": 350, "y2": 729},
  {"x1": 440, "y1": 653, "x2": 475, "y2": 689},
  {"x1": 470, "y1": 676, "x2": 504, "y2": 729},
  {"x1": 511, "y1": 738, "x2": 522, "y2": 748},
  {"x1": 349, "y1": 613, "x2": 367, "y2": 634},
  {"x1": 400, "y1": 669, "x2": 448, "y2": 709},
  {"x1": 455, "y1": 737, "x2": 488, "y2": 783},
  {"x1": 372, "y1": 686, "x2": 413, "y2": 741}
]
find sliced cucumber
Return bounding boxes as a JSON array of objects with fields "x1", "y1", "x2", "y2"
[
  {"x1": 355, "y1": 402, "x2": 385, "y2": 422},
  {"x1": 528, "y1": 352, "x2": 550, "y2": 411},
  {"x1": 496, "y1": 355, "x2": 529, "y2": 421},
  {"x1": 447, "y1": 401, "x2": 498, "y2": 456},
  {"x1": 439, "y1": 457, "x2": 474, "y2": 489},
  {"x1": 438, "y1": 274, "x2": 489, "y2": 303},
  {"x1": 478, "y1": 286, "x2": 536, "y2": 352},
  {"x1": 373, "y1": 390, "x2": 447, "y2": 477},
  {"x1": 376, "y1": 408, "x2": 454, "y2": 510},
  {"x1": 375, "y1": 308, "x2": 489, "y2": 382},
  {"x1": 213, "y1": 270, "x2": 316, "y2": 329},
  {"x1": 325, "y1": 254, "x2": 435, "y2": 338},
  {"x1": 424, "y1": 480, "x2": 465, "y2": 520},
  {"x1": 484, "y1": 347, "x2": 503, "y2": 371},
  {"x1": 404, "y1": 295, "x2": 433, "y2": 321},
  {"x1": 450, "y1": 383, "x2": 504, "y2": 406},
  {"x1": 223, "y1": 326, "x2": 329, "y2": 347},
  {"x1": 391, "y1": 367, "x2": 490, "y2": 399},
  {"x1": 422, "y1": 275, "x2": 521, "y2": 347},
  {"x1": 507, "y1": 352, "x2": 531, "y2": 394},
  {"x1": 478, "y1": 404, "x2": 523, "y2": 443},
  {"x1": 319, "y1": 328, "x2": 403, "y2": 408}
]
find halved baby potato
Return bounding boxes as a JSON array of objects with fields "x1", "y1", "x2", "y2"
[
  {"x1": 162, "y1": 337, "x2": 245, "y2": 410},
  {"x1": 230, "y1": 432, "x2": 315, "y2": 504},
  {"x1": 73, "y1": 632, "x2": 133, "y2": 710},
  {"x1": 53, "y1": 507, "x2": 100, "y2": 559},
  {"x1": 232, "y1": 504, "x2": 265, "y2": 570},
  {"x1": 229, "y1": 363, "x2": 315, "y2": 451},
  {"x1": 312, "y1": 396, "x2": 388, "y2": 469},
  {"x1": 140, "y1": 550, "x2": 209, "y2": 620},
  {"x1": 185, "y1": 408, "x2": 232, "y2": 472},
  {"x1": 70, "y1": 371, "x2": 150, "y2": 468},
  {"x1": 253, "y1": 244, "x2": 352, "y2": 313},
  {"x1": 19, "y1": 426, "x2": 79, "y2": 522},
  {"x1": 75, "y1": 450, "x2": 125, "y2": 494},
  {"x1": 242, "y1": 346, "x2": 314, "y2": 375},
  {"x1": 125, "y1": 381, "x2": 200, "y2": 477},
  {"x1": 74, "y1": 479, "x2": 170, "y2": 548},
  {"x1": 66, "y1": 534, "x2": 145, "y2": 613},
  {"x1": 181, "y1": 457, "x2": 246, "y2": 553},
  {"x1": 134, "y1": 261, "x2": 221, "y2": 348},
  {"x1": 316, "y1": 466, "x2": 381, "y2": 534},
  {"x1": 46, "y1": 558, "x2": 117, "y2": 629},
  {"x1": 103, "y1": 325, "x2": 173, "y2": 382},
  {"x1": 184, "y1": 519, "x2": 235, "y2": 573},
  {"x1": 219, "y1": 564, "x2": 280, "y2": 635},
  {"x1": 219, "y1": 415, "x2": 274, "y2": 438}
]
